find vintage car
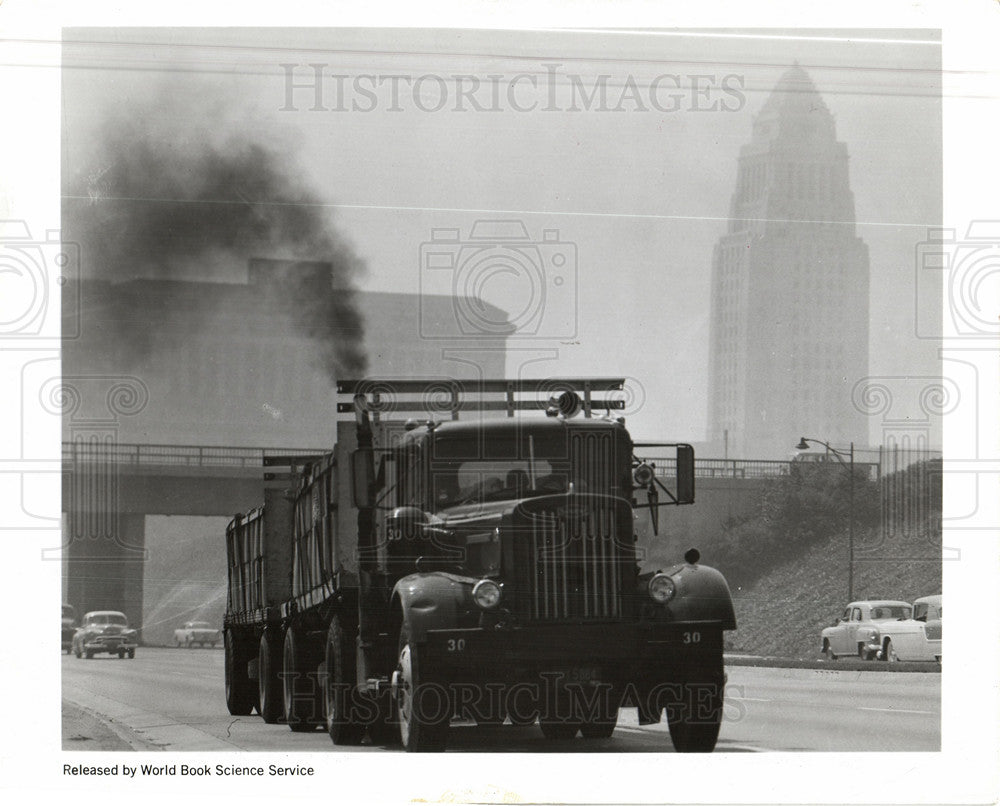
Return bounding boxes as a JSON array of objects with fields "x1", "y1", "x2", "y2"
[
  {"x1": 72, "y1": 611, "x2": 138, "y2": 659},
  {"x1": 871, "y1": 594, "x2": 942, "y2": 662},
  {"x1": 173, "y1": 621, "x2": 220, "y2": 648},
  {"x1": 61, "y1": 604, "x2": 77, "y2": 654},
  {"x1": 820, "y1": 600, "x2": 912, "y2": 660}
]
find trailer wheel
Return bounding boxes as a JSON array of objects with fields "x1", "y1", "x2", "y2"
[
  {"x1": 258, "y1": 630, "x2": 284, "y2": 724},
  {"x1": 395, "y1": 622, "x2": 449, "y2": 752},
  {"x1": 283, "y1": 628, "x2": 321, "y2": 732},
  {"x1": 224, "y1": 629, "x2": 255, "y2": 716},
  {"x1": 325, "y1": 616, "x2": 365, "y2": 745}
]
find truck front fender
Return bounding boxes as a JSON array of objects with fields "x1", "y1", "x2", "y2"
[
  {"x1": 665, "y1": 563, "x2": 737, "y2": 630},
  {"x1": 392, "y1": 573, "x2": 474, "y2": 643}
]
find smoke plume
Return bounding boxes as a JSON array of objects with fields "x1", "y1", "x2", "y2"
[{"x1": 64, "y1": 112, "x2": 366, "y2": 379}]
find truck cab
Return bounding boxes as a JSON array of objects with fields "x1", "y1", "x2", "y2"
[{"x1": 347, "y1": 382, "x2": 736, "y2": 752}]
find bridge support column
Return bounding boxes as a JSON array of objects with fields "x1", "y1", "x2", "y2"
[{"x1": 66, "y1": 513, "x2": 147, "y2": 643}]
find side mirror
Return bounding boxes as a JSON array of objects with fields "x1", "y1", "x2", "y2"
[
  {"x1": 676, "y1": 444, "x2": 695, "y2": 504},
  {"x1": 351, "y1": 449, "x2": 376, "y2": 509}
]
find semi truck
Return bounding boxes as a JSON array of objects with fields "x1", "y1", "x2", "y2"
[{"x1": 223, "y1": 378, "x2": 736, "y2": 752}]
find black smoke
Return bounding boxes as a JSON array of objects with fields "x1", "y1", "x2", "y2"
[{"x1": 64, "y1": 115, "x2": 366, "y2": 379}]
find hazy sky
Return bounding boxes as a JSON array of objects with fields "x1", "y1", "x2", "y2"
[{"x1": 62, "y1": 28, "x2": 942, "y2": 443}]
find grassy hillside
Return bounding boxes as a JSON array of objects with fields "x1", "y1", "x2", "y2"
[{"x1": 725, "y1": 518, "x2": 942, "y2": 659}]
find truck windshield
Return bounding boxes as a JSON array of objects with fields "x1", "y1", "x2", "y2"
[{"x1": 430, "y1": 433, "x2": 570, "y2": 510}]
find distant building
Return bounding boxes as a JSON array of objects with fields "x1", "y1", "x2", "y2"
[
  {"x1": 707, "y1": 65, "x2": 870, "y2": 459},
  {"x1": 62, "y1": 261, "x2": 511, "y2": 448}
]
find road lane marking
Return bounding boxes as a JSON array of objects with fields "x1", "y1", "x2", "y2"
[{"x1": 858, "y1": 707, "x2": 935, "y2": 715}]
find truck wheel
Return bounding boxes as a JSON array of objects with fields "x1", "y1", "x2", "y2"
[
  {"x1": 283, "y1": 628, "x2": 321, "y2": 732},
  {"x1": 118, "y1": 649, "x2": 125, "y2": 659},
  {"x1": 224, "y1": 629, "x2": 255, "y2": 716},
  {"x1": 580, "y1": 715, "x2": 617, "y2": 739},
  {"x1": 395, "y1": 623, "x2": 449, "y2": 752},
  {"x1": 368, "y1": 692, "x2": 400, "y2": 746},
  {"x1": 258, "y1": 630, "x2": 284, "y2": 724},
  {"x1": 579, "y1": 698, "x2": 619, "y2": 738},
  {"x1": 883, "y1": 640, "x2": 899, "y2": 662},
  {"x1": 662, "y1": 666, "x2": 725, "y2": 752},
  {"x1": 324, "y1": 616, "x2": 365, "y2": 745},
  {"x1": 538, "y1": 690, "x2": 580, "y2": 740},
  {"x1": 74, "y1": 645, "x2": 81, "y2": 659},
  {"x1": 822, "y1": 640, "x2": 838, "y2": 660},
  {"x1": 128, "y1": 649, "x2": 135, "y2": 659},
  {"x1": 506, "y1": 685, "x2": 537, "y2": 725}
]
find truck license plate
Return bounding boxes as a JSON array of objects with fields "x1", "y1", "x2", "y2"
[{"x1": 562, "y1": 666, "x2": 601, "y2": 684}]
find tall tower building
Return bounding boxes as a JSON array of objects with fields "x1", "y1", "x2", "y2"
[{"x1": 708, "y1": 65, "x2": 870, "y2": 459}]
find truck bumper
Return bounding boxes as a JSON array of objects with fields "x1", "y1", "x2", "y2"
[{"x1": 415, "y1": 621, "x2": 724, "y2": 723}]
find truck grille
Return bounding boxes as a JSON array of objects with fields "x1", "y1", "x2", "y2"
[{"x1": 521, "y1": 498, "x2": 627, "y2": 621}]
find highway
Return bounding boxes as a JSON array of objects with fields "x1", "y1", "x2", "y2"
[{"x1": 62, "y1": 648, "x2": 940, "y2": 753}]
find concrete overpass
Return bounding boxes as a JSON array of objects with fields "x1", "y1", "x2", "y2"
[{"x1": 62, "y1": 442, "x2": 321, "y2": 637}]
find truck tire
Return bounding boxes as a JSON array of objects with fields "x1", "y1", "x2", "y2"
[
  {"x1": 283, "y1": 628, "x2": 322, "y2": 732},
  {"x1": 580, "y1": 716, "x2": 617, "y2": 738},
  {"x1": 325, "y1": 616, "x2": 365, "y2": 745},
  {"x1": 538, "y1": 689, "x2": 580, "y2": 741},
  {"x1": 224, "y1": 629, "x2": 255, "y2": 716},
  {"x1": 395, "y1": 622, "x2": 449, "y2": 752},
  {"x1": 661, "y1": 650, "x2": 725, "y2": 753},
  {"x1": 258, "y1": 630, "x2": 284, "y2": 724},
  {"x1": 367, "y1": 692, "x2": 400, "y2": 746}
]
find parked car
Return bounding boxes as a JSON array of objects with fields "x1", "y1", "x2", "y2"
[
  {"x1": 62, "y1": 604, "x2": 77, "y2": 654},
  {"x1": 820, "y1": 600, "x2": 912, "y2": 660},
  {"x1": 173, "y1": 621, "x2": 220, "y2": 648},
  {"x1": 72, "y1": 611, "x2": 138, "y2": 659},
  {"x1": 871, "y1": 594, "x2": 942, "y2": 662}
]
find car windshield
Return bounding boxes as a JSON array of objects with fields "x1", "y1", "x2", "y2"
[
  {"x1": 914, "y1": 602, "x2": 941, "y2": 621},
  {"x1": 90, "y1": 613, "x2": 127, "y2": 626},
  {"x1": 870, "y1": 606, "x2": 911, "y2": 620}
]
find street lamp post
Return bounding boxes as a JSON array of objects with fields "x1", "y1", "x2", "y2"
[{"x1": 795, "y1": 437, "x2": 856, "y2": 601}]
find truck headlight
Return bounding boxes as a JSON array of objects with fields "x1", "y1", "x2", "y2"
[
  {"x1": 472, "y1": 579, "x2": 502, "y2": 609},
  {"x1": 648, "y1": 573, "x2": 676, "y2": 604},
  {"x1": 632, "y1": 463, "x2": 655, "y2": 487}
]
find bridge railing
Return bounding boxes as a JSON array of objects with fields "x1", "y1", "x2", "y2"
[
  {"x1": 62, "y1": 442, "x2": 326, "y2": 468},
  {"x1": 61, "y1": 442, "x2": 880, "y2": 480},
  {"x1": 645, "y1": 457, "x2": 880, "y2": 480}
]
